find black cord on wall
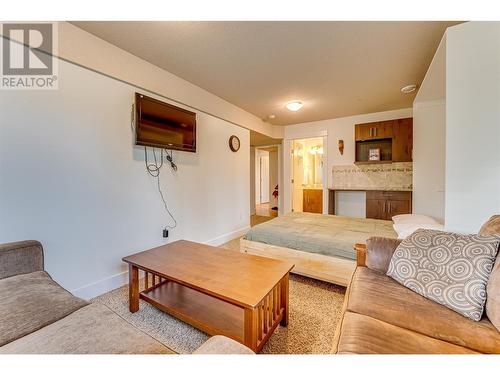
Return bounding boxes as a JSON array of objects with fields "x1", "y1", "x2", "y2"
[{"x1": 144, "y1": 147, "x2": 178, "y2": 230}]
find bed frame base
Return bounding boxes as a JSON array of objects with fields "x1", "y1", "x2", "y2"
[{"x1": 240, "y1": 239, "x2": 356, "y2": 287}]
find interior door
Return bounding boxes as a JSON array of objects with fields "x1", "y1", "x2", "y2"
[{"x1": 260, "y1": 155, "x2": 270, "y2": 203}]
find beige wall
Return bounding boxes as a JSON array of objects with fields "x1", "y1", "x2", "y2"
[
  {"x1": 413, "y1": 101, "x2": 446, "y2": 221},
  {"x1": 445, "y1": 22, "x2": 500, "y2": 233},
  {"x1": 413, "y1": 35, "x2": 446, "y2": 222},
  {"x1": 413, "y1": 21, "x2": 500, "y2": 231},
  {"x1": 0, "y1": 59, "x2": 250, "y2": 299}
]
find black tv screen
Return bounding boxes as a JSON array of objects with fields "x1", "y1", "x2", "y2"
[{"x1": 135, "y1": 93, "x2": 196, "y2": 152}]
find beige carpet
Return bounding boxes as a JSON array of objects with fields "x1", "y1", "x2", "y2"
[{"x1": 93, "y1": 228, "x2": 346, "y2": 354}]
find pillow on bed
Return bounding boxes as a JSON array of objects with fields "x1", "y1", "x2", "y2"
[
  {"x1": 392, "y1": 214, "x2": 440, "y2": 225},
  {"x1": 387, "y1": 228, "x2": 500, "y2": 321},
  {"x1": 393, "y1": 222, "x2": 444, "y2": 239}
]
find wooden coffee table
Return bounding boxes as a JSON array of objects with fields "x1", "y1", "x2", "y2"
[{"x1": 122, "y1": 240, "x2": 294, "y2": 352}]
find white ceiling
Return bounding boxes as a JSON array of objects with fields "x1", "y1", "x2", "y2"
[{"x1": 72, "y1": 21, "x2": 460, "y2": 126}]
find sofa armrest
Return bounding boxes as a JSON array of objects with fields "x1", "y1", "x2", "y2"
[
  {"x1": 365, "y1": 237, "x2": 402, "y2": 273},
  {"x1": 354, "y1": 243, "x2": 367, "y2": 267},
  {"x1": 0, "y1": 240, "x2": 44, "y2": 280},
  {"x1": 193, "y1": 336, "x2": 255, "y2": 354}
]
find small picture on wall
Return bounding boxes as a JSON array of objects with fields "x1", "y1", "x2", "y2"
[{"x1": 369, "y1": 148, "x2": 381, "y2": 161}]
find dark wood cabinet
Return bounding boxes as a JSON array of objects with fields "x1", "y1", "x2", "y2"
[
  {"x1": 366, "y1": 198, "x2": 386, "y2": 220},
  {"x1": 355, "y1": 121, "x2": 393, "y2": 141},
  {"x1": 366, "y1": 191, "x2": 412, "y2": 220},
  {"x1": 392, "y1": 118, "x2": 413, "y2": 162},
  {"x1": 355, "y1": 123, "x2": 373, "y2": 141},
  {"x1": 355, "y1": 118, "x2": 413, "y2": 163},
  {"x1": 303, "y1": 189, "x2": 323, "y2": 213},
  {"x1": 386, "y1": 199, "x2": 411, "y2": 218}
]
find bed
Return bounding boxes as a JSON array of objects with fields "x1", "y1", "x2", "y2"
[{"x1": 240, "y1": 212, "x2": 397, "y2": 286}]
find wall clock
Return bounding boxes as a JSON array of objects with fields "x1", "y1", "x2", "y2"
[{"x1": 229, "y1": 135, "x2": 240, "y2": 152}]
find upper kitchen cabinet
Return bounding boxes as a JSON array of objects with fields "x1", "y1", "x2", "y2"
[
  {"x1": 355, "y1": 121, "x2": 393, "y2": 141},
  {"x1": 392, "y1": 118, "x2": 413, "y2": 162},
  {"x1": 354, "y1": 118, "x2": 413, "y2": 163}
]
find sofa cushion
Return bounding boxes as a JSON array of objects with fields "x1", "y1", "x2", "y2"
[
  {"x1": 479, "y1": 215, "x2": 500, "y2": 236},
  {"x1": 479, "y1": 215, "x2": 500, "y2": 331},
  {"x1": 0, "y1": 303, "x2": 174, "y2": 354},
  {"x1": 0, "y1": 240, "x2": 44, "y2": 280},
  {"x1": 0, "y1": 271, "x2": 88, "y2": 346},
  {"x1": 486, "y1": 256, "x2": 500, "y2": 332},
  {"x1": 336, "y1": 311, "x2": 478, "y2": 354},
  {"x1": 347, "y1": 267, "x2": 500, "y2": 353},
  {"x1": 387, "y1": 229, "x2": 499, "y2": 321},
  {"x1": 193, "y1": 336, "x2": 254, "y2": 354},
  {"x1": 366, "y1": 236, "x2": 402, "y2": 273}
]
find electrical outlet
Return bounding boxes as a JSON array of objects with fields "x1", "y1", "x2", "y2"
[{"x1": 162, "y1": 229, "x2": 169, "y2": 238}]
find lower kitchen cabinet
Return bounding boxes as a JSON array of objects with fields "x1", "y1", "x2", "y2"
[{"x1": 366, "y1": 191, "x2": 412, "y2": 220}]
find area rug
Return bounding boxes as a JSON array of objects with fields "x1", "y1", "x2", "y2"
[{"x1": 92, "y1": 242, "x2": 346, "y2": 354}]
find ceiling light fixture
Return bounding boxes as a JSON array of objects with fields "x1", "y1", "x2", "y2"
[
  {"x1": 401, "y1": 84, "x2": 417, "y2": 94},
  {"x1": 285, "y1": 101, "x2": 303, "y2": 112}
]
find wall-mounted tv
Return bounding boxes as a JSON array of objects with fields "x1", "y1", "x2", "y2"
[{"x1": 135, "y1": 93, "x2": 196, "y2": 152}]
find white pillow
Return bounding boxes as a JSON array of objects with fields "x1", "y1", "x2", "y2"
[
  {"x1": 392, "y1": 214, "x2": 440, "y2": 225},
  {"x1": 393, "y1": 222, "x2": 444, "y2": 239}
]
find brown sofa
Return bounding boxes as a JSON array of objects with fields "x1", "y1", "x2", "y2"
[
  {"x1": 0, "y1": 240, "x2": 253, "y2": 354},
  {"x1": 333, "y1": 215, "x2": 500, "y2": 354}
]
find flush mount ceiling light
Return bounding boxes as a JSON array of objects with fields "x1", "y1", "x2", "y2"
[
  {"x1": 285, "y1": 101, "x2": 303, "y2": 112},
  {"x1": 401, "y1": 84, "x2": 417, "y2": 94}
]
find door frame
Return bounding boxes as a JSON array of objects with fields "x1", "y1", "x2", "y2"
[{"x1": 284, "y1": 131, "x2": 328, "y2": 214}]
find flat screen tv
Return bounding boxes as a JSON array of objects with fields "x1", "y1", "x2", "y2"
[{"x1": 135, "y1": 93, "x2": 196, "y2": 152}]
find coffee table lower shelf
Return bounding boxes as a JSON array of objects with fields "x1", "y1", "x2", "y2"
[
  {"x1": 135, "y1": 275, "x2": 288, "y2": 352},
  {"x1": 140, "y1": 280, "x2": 245, "y2": 343}
]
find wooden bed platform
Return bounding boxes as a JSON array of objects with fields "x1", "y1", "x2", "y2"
[{"x1": 240, "y1": 238, "x2": 356, "y2": 287}]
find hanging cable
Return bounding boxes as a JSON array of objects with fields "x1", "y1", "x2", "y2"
[
  {"x1": 144, "y1": 146, "x2": 177, "y2": 229},
  {"x1": 164, "y1": 148, "x2": 177, "y2": 171}
]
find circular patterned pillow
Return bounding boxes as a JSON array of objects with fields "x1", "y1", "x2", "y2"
[{"x1": 387, "y1": 229, "x2": 500, "y2": 321}]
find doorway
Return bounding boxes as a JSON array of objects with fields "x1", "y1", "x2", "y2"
[
  {"x1": 255, "y1": 150, "x2": 270, "y2": 216},
  {"x1": 254, "y1": 147, "x2": 279, "y2": 218},
  {"x1": 291, "y1": 137, "x2": 325, "y2": 213},
  {"x1": 259, "y1": 153, "x2": 270, "y2": 204},
  {"x1": 249, "y1": 129, "x2": 282, "y2": 221}
]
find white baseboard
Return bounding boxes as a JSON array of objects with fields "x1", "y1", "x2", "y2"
[
  {"x1": 70, "y1": 226, "x2": 250, "y2": 300},
  {"x1": 204, "y1": 225, "x2": 250, "y2": 247},
  {"x1": 71, "y1": 270, "x2": 128, "y2": 300}
]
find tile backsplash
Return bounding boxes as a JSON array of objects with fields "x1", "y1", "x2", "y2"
[{"x1": 331, "y1": 162, "x2": 413, "y2": 191}]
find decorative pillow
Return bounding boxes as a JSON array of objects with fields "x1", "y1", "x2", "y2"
[{"x1": 387, "y1": 229, "x2": 500, "y2": 321}]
